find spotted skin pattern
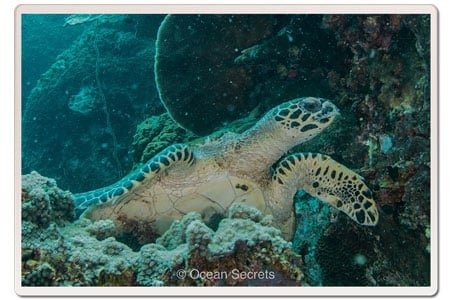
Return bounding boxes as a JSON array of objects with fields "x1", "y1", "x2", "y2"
[
  {"x1": 74, "y1": 144, "x2": 194, "y2": 216},
  {"x1": 273, "y1": 97, "x2": 338, "y2": 139},
  {"x1": 272, "y1": 153, "x2": 378, "y2": 225}
]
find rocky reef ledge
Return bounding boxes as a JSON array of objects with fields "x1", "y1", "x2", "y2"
[{"x1": 21, "y1": 172, "x2": 306, "y2": 286}]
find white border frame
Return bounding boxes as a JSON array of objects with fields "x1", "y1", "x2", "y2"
[{"x1": 14, "y1": 4, "x2": 438, "y2": 296}]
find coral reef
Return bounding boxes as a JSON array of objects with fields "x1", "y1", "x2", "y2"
[
  {"x1": 21, "y1": 172, "x2": 137, "y2": 286},
  {"x1": 22, "y1": 218, "x2": 138, "y2": 286},
  {"x1": 22, "y1": 15, "x2": 165, "y2": 192},
  {"x1": 288, "y1": 15, "x2": 431, "y2": 286},
  {"x1": 22, "y1": 263, "x2": 57, "y2": 287},
  {"x1": 22, "y1": 171, "x2": 75, "y2": 227},
  {"x1": 137, "y1": 204, "x2": 307, "y2": 286},
  {"x1": 67, "y1": 85, "x2": 100, "y2": 115},
  {"x1": 86, "y1": 219, "x2": 117, "y2": 241},
  {"x1": 22, "y1": 173, "x2": 305, "y2": 286},
  {"x1": 399, "y1": 165, "x2": 430, "y2": 230}
]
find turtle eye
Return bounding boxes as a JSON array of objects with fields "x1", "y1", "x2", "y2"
[
  {"x1": 321, "y1": 105, "x2": 333, "y2": 115},
  {"x1": 302, "y1": 97, "x2": 322, "y2": 113}
]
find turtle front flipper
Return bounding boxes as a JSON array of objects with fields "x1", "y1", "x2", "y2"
[
  {"x1": 74, "y1": 143, "x2": 195, "y2": 217},
  {"x1": 270, "y1": 153, "x2": 378, "y2": 226}
]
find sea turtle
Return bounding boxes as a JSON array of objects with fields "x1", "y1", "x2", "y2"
[{"x1": 75, "y1": 97, "x2": 378, "y2": 240}]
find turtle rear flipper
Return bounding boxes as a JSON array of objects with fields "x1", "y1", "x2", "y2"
[
  {"x1": 74, "y1": 144, "x2": 195, "y2": 217},
  {"x1": 271, "y1": 153, "x2": 378, "y2": 226}
]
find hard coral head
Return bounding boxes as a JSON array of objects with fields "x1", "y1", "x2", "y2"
[{"x1": 272, "y1": 97, "x2": 340, "y2": 143}]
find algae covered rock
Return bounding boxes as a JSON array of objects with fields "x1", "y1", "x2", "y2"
[
  {"x1": 296, "y1": 15, "x2": 432, "y2": 286},
  {"x1": 137, "y1": 243, "x2": 187, "y2": 286},
  {"x1": 156, "y1": 212, "x2": 203, "y2": 251}
]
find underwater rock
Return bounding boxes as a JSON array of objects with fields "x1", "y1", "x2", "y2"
[
  {"x1": 226, "y1": 202, "x2": 263, "y2": 222},
  {"x1": 370, "y1": 218, "x2": 431, "y2": 286},
  {"x1": 22, "y1": 15, "x2": 165, "y2": 192},
  {"x1": 137, "y1": 204, "x2": 306, "y2": 286},
  {"x1": 314, "y1": 210, "x2": 430, "y2": 286},
  {"x1": 65, "y1": 234, "x2": 137, "y2": 286},
  {"x1": 155, "y1": 15, "x2": 347, "y2": 134},
  {"x1": 402, "y1": 15, "x2": 431, "y2": 58},
  {"x1": 156, "y1": 212, "x2": 203, "y2": 251},
  {"x1": 320, "y1": 15, "x2": 430, "y2": 212},
  {"x1": 299, "y1": 15, "x2": 431, "y2": 287},
  {"x1": 379, "y1": 134, "x2": 393, "y2": 154}
]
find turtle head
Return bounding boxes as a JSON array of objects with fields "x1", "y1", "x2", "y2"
[{"x1": 271, "y1": 97, "x2": 340, "y2": 144}]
